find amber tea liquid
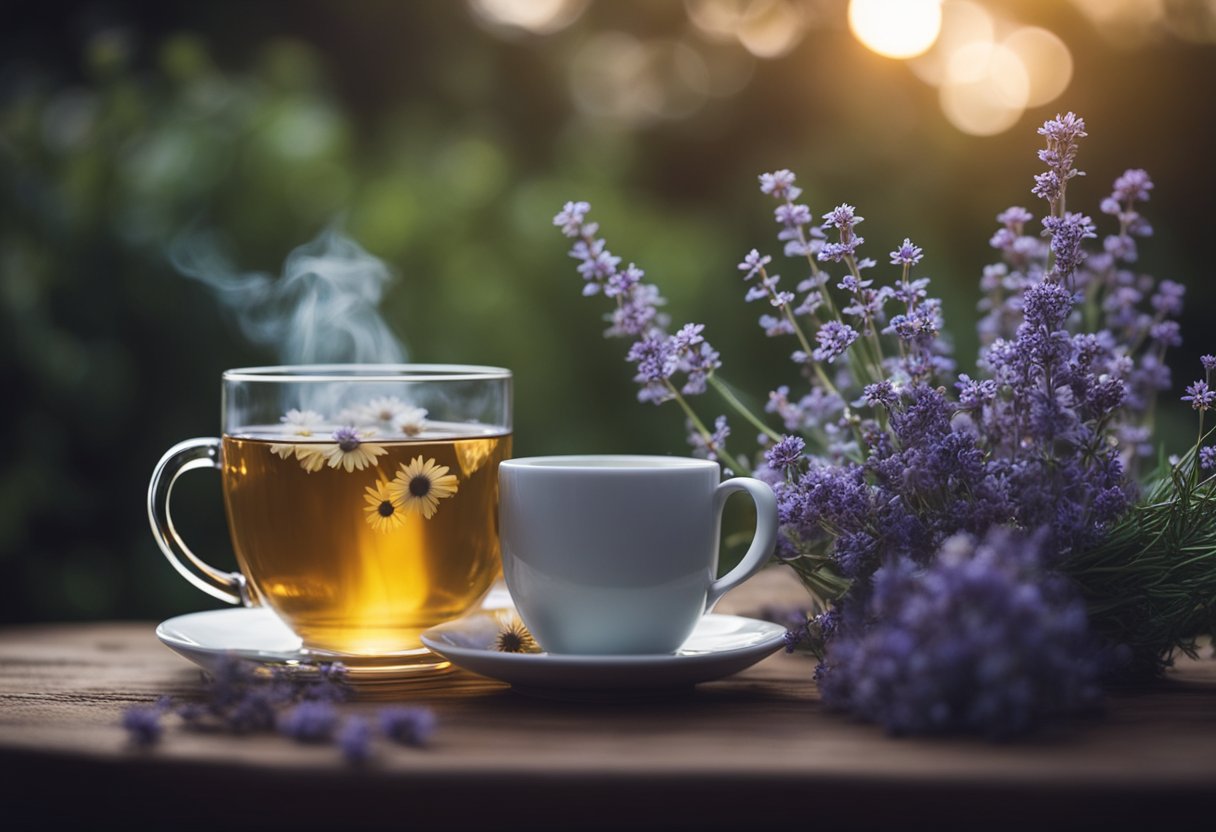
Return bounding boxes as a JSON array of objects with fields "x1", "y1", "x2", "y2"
[{"x1": 222, "y1": 427, "x2": 510, "y2": 655}]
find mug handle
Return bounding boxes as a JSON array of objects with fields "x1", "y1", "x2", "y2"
[
  {"x1": 705, "y1": 476, "x2": 778, "y2": 611},
  {"x1": 147, "y1": 437, "x2": 253, "y2": 607}
]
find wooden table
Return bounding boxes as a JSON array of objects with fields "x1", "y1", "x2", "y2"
[{"x1": 2, "y1": 570, "x2": 1214, "y2": 830}]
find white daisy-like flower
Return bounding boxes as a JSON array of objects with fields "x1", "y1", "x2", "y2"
[
  {"x1": 389, "y1": 456, "x2": 459, "y2": 519},
  {"x1": 280, "y1": 408, "x2": 325, "y2": 437},
  {"x1": 363, "y1": 480, "x2": 405, "y2": 532},
  {"x1": 295, "y1": 445, "x2": 328, "y2": 473},
  {"x1": 321, "y1": 427, "x2": 388, "y2": 472},
  {"x1": 335, "y1": 396, "x2": 406, "y2": 429},
  {"x1": 394, "y1": 406, "x2": 428, "y2": 437},
  {"x1": 269, "y1": 443, "x2": 296, "y2": 460},
  {"x1": 334, "y1": 406, "x2": 365, "y2": 426}
]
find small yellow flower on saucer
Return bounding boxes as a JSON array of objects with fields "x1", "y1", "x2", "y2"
[
  {"x1": 363, "y1": 480, "x2": 405, "y2": 532},
  {"x1": 495, "y1": 620, "x2": 540, "y2": 654},
  {"x1": 389, "y1": 456, "x2": 459, "y2": 519}
]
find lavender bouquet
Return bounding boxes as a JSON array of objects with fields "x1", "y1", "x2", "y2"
[{"x1": 553, "y1": 114, "x2": 1216, "y2": 737}]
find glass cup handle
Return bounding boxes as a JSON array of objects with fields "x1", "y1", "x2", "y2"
[
  {"x1": 147, "y1": 437, "x2": 253, "y2": 607},
  {"x1": 705, "y1": 476, "x2": 778, "y2": 611}
]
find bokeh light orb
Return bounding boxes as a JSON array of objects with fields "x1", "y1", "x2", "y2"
[
  {"x1": 907, "y1": 0, "x2": 994, "y2": 85},
  {"x1": 468, "y1": 0, "x2": 588, "y2": 36},
  {"x1": 849, "y1": 0, "x2": 943, "y2": 59},
  {"x1": 1003, "y1": 27, "x2": 1073, "y2": 107},
  {"x1": 939, "y1": 41, "x2": 1029, "y2": 136}
]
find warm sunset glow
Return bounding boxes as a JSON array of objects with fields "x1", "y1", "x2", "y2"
[
  {"x1": 468, "y1": 0, "x2": 588, "y2": 35},
  {"x1": 849, "y1": 0, "x2": 943, "y2": 59}
]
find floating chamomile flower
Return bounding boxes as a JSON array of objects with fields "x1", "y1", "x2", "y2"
[
  {"x1": 281, "y1": 408, "x2": 325, "y2": 436},
  {"x1": 348, "y1": 396, "x2": 413, "y2": 429},
  {"x1": 390, "y1": 456, "x2": 459, "y2": 519},
  {"x1": 295, "y1": 445, "x2": 328, "y2": 473},
  {"x1": 363, "y1": 481, "x2": 404, "y2": 532},
  {"x1": 269, "y1": 442, "x2": 327, "y2": 471},
  {"x1": 323, "y1": 427, "x2": 388, "y2": 472},
  {"x1": 394, "y1": 406, "x2": 428, "y2": 437}
]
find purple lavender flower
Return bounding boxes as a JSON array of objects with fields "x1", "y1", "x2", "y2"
[
  {"x1": 775, "y1": 202, "x2": 812, "y2": 228},
  {"x1": 338, "y1": 716, "x2": 373, "y2": 764},
  {"x1": 759, "y1": 169, "x2": 801, "y2": 200},
  {"x1": 955, "y1": 374, "x2": 998, "y2": 410},
  {"x1": 689, "y1": 415, "x2": 731, "y2": 462},
  {"x1": 821, "y1": 204, "x2": 862, "y2": 234},
  {"x1": 817, "y1": 528, "x2": 1103, "y2": 739},
  {"x1": 759, "y1": 170, "x2": 825, "y2": 258},
  {"x1": 738, "y1": 249, "x2": 771, "y2": 280},
  {"x1": 818, "y1": 204, "x2": 866, "y2": 263},
  {"x1": 278, "y1": 701, "x2": 339, "y2": 743},
  {"x1": 1182, "y1": 380, "x2": 1216, "y2": 411},
  {"x1": 766, "y1": 385, "x2": 843, "y2": 432},
  {"x1": 1033, "y1": 112, "x2": 1087, "y2": 209},
  {"x1": 379, "y1": 706, "x2": 437, "y2": 747},
  {"x1": 765, "y1": 435, "x2": 806, "y2": 473},
  {"x1": 604, "y1": 263, "x2": 644, "y2": 299},
  {"x1": 122, "y1": 706, "x2": 164, "y2": 747},
  {"x1": 607, "y1": 283, "x2": 668, "y2": 337},
  {"x1": 997, "y1": 206, "x2": 1033, "y2": 230},
  {"x1": 1150, "y1": 280, "x2": 1185, "y2": 316},
  {"x1": 1201, "y1": 355, "x2": 1216, "y2": 372},
  {"x1": 862, "y1": 380, "x2": 898, "y2": 409},
  {"x1": 553, "y1": 201, "x2": 592, "y2": 237},
  {"x1": 758, "y1": 313, "x2": 796, "y2": 337},
  {"x1": 1149, "y1": 320, "x2": 1182, "y2": 348},
  {"x1": 626, "y1": 333, "x2": 677, "y2": 403},
  {"x1": 1200, "y1": 446, "x2": 1216, "y2": 472},
  {"x1": 812, "y1": 321, "x2": 858, "y2": 364},
  {"x1": 1021, "y1": 281, "x2": 1075, "y2": 331},
  {"x1": 558, "y1": 202, "x2": 671, "y2": 337},
  {"x1": 1042, "y1": 212, "x2": 1096, "y2": 282},
  {"x1": 888, "y1": 238, "x2": 924, "y2": 267},
  {"x1": 1106, "y1": 168, "x2": 1153, "y2": 207}
]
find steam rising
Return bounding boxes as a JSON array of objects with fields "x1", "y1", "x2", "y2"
[{"x1": 171, "y1": 225, "x2": 407, "y2": 365}]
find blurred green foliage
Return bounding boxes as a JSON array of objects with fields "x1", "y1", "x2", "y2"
[{"x1": 2, "y1": 1, "x2": 1213, "y2": 622}]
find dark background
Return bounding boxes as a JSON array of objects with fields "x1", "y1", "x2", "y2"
[{"x1": 3, "y1": 0, "x2": 1214, "y2": 623}]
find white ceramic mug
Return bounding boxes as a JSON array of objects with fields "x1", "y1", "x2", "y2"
[{"x1": 498, "y1": 455, "x2": 778, "y2": 655}]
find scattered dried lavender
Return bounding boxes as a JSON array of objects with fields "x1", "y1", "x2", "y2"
[
  {"x1": 338, "y1": 716, "x2": 374, "y2": 764},
  {"x1": 379, "y1": 706, "x2": 438, "y2": 747},
  {"x1": 121, "y1": 655, "x2": 437, "y2": 762},
  {"x1": 278, "y1": 701, "x2": 339, "y2": 743},
  {"x1": 555, "y1": 112, "x2": 1216, "y2": 736},
  {"x1": 121, "y1": 702, "x2": 167, "y2": 747}
]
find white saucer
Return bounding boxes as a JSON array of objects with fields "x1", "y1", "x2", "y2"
[
  {"x1": 154, "y1": 607, "x2": 448, "y2": 685},
  {"x1": 419, "y1": 613, "x2": 786, "y2": 695},
  {"x1": 155, "y1": 582, "x2": 519, "y2": 687}
]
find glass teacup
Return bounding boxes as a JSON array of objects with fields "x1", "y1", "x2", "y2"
[{"x1": 148, "y1": 364, "x2": 512, "y2": 667}]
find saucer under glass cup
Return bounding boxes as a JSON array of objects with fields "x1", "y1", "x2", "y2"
[{"x1": 147, "y1": 364, "x2": 512, "y2": 680}]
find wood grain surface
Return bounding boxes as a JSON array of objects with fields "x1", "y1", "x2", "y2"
[{"x1": 1, "y1": 569, "x2": 1214, "y2": 830}]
